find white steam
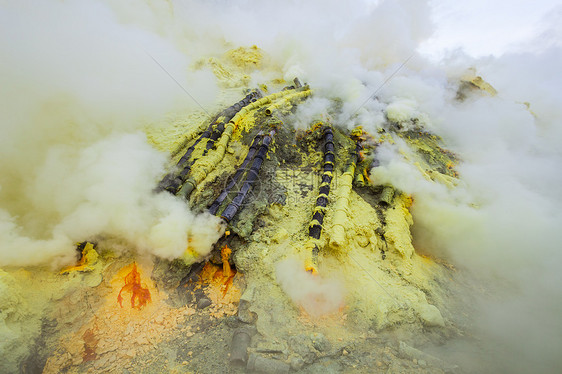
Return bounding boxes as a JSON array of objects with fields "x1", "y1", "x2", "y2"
[
  {"x1": 0, "y1": 0, "x2": 222, "y2": 267},
  {"x1": 275, "y1": 258, "x2": 345, "y2": 317},
  {"x1": 370, "y1": 47, "x2": 562, "y2": 373},
  {"x1": 0, "y1": 132, "x2": 225, "y2": 267}
]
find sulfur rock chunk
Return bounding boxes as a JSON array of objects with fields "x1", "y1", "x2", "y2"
[
  {"x1": 225, "y1": 45, "x2": 264, "y2": 71},
  {"x1": 417, "y1": 304, "x2": 445, "y2": 327},
  {"x1": 457, "y1": 69, "x2": 497, "y2": 100}
]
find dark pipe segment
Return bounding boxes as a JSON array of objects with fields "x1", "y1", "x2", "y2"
[
  {"x1": 307, "y1": 126, "x2": 335, "y2": 241},
  {"x1": 230, "y1": 328, "x2": 252, "y2": 366},
  {"x1": 155, "y1": 125, "x2": 212, "y2": 193},
  {"x1": 221, "y1": 130, "x2": 275, "y2": 222},
  {"x1": 208, "y1": 133, "x2": 263, "y2": 215}
]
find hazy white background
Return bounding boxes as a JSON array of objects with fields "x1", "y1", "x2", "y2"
[{"x1": 422, "y1": 0, "x2": 561, "y2": 58}]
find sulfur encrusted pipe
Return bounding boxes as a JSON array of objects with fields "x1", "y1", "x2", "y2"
[
  {"x1": 304, "y1": 126, "x2": 335, "y2": 274},
  {"x1": 264, "y1": 89, "x2": 312, "y2": 116},
  {"x1": 203, "y1": 90, "x2": 262, "y2": 156},
  {"x1": 208, "y1": 132, "x2": 263, "y2": 215},
  {"x1": 229, "y1": 86, "x2": 310, "y2": 126},
  {"x1": 220, "y1": 129, "x2": 276, "y2": 222},
  {"x1": 177, "y1": 116, "x2": 239, "y2": 199},
  {"x1": 157, "y1": 91, "x2": 261, "y2": 194},
  {"x1": 169, "y1": 123, "x2": 203, "y2": 159},
  {"x1": 330, "y1": 139, "x2": 362, "y2": 249},
  {"x1": 156, "y1": 123, "x2": 213, "y2": 193},
  {"x1": 379, "y1": 185, "x2": 395, "y2": 206},
  {"x1": 179, "y1": 87, "x2": 310, "y2": 200},
  {"x1": 353, "y1": 152, "x2": 374, "y2": 187}
]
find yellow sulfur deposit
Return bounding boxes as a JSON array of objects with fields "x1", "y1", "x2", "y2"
[
  {"x1": 60, "y1": 242, "x2": 98, "y2": 274},
  {"x1": 1, "y1": 45, "x2": 472, "y2": 374},
  {"x1": 457, "y1": 69, "x2": 498, "y2": 99},
  {"x1": 224, "y1": 45, "x2": 264, "y2": 71}
]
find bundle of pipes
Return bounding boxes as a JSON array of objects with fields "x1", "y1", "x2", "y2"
[
  {"x1": 207, "y1": 132, "x2": 263, "y2": 215},
  {"x1": 330, "y1": 138, "x2": 362, "y2": 249},
  {"x1": 228, "y1": 85, "x2": 311, "y2": 128},
  {"x1": 264, "y1": 89, "x2": 313, "y2": 116},
  {"x1": 221, "y1": 129, "x2": 276, "y2": 222},
  {"x1": 304, "y1": 126, "x2": 335, "y2": 274},
  {"x1": 178, "y1": 85, "x2": 311, "y2": 200},
  {"x1": 169, "y1": 125, "x2": 201, "y2": 159},
  {"x1": 203, "y1": 91, "x2": 263, "y2": 156},
  {"x1": 157, "y1": 90, "x2": 262, "y2": 194},
  {"x1": 156, "y1": 129, "x2": 208, "y2": 194},
  {"x1": 353, "y1": 150, "x2": 375, "y2": 187}
]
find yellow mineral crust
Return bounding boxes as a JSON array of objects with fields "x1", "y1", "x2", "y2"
[
  {"x1": 224, "y1": 45, "x2": 263, "y2": 71},
  {"x1": 261, "y1": 152, "x2": 446, "y2": 331},
  {"x1": 461, "y1": 75, "x2": 497, "y2": 96},
  {"x1": 383, "y1": 194, "x2": 416, "y2": 258},
  {"x1": 397, "y1": 137, "x2": 459, "y2": 189},
  {"x1": 0, "y1": 44, "x2": 462, "y2": 374},
  {"x1": 0, "y1": 269, "x2": 34, "y2": 373},
  {"x1": 329, "y1": 164, "x2": 356, "y2": 250},
  {"x1": 0, "y1": 259, "x2": 109, "y2": 373},
  {"x1": 145, "y1": 111, "x2": 209, "y2": 157},
  {"x1": 457, "y1": 69, "x2": 497, "y2": 99},
  {"x1": 60, "y1": 242, "x2": 98, "y2": 274},
  {"x1": 196, "y1": 262, "x2": 241, "y2": 318},
  {"x1": 194, "y1": 46, "x2": 266, "y2": 88},
  {"x1": 145, "y1": 44, "x2": 448, "y2": 335}
]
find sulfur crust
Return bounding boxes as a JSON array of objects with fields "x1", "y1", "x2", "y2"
[
  {"x1": 177, "y1": 47, "x2": 447, "y2": 331},
  {"x1": 142, "y1": 46, "x2": 451, "y2": 333},
  {"x1": 0, "y1": 45, "x2": 464, "y2": 373}
]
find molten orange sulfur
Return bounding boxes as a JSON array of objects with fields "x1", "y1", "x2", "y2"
[
  {"x1": 221, "y1": 244, "x2": 232, "y2": 278},
  {"x1": 117, "y1": 263, "x2": 151, "y2": 309}
]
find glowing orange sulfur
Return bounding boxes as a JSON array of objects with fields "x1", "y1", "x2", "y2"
[
  {"x1": 221, "y1": 244, "x2": 232, "y2": 278},
  {"x1": 117, "y1": 263, "x2": 151, "y2": 309}
]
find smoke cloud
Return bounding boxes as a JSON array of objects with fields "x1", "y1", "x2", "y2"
[
  {"x1": 0, "y1": 0, "x2": 222, "y2": 267},
  {"x1": 369, "y1": 40, "x2": 562, "y2": 374}
]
